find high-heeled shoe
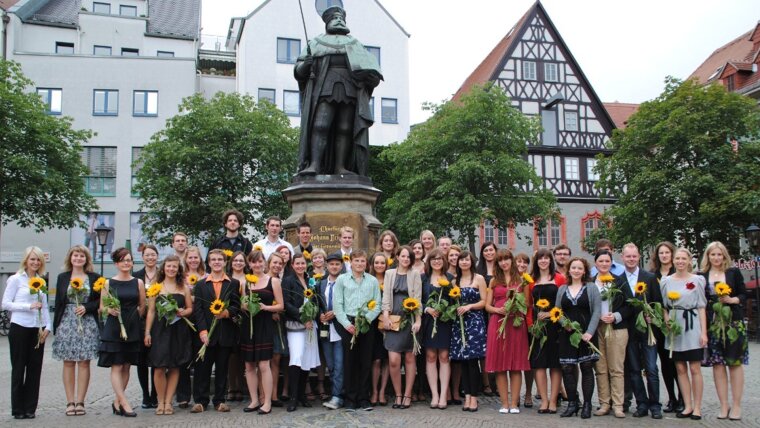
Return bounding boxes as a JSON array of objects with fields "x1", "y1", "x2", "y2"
[
  {"x1": 401, "y1": 396, "x2": 412, "y2": 409},
  {"x1": 560, "y1": 401, "x2": 579, "y2": 417},
  {"x1": 119, "y1": 405, "x2": 137, "y2": 417},
  {"x1": 392, "y1": 396, "x2": 402, "y2": 409},
  {"x1": 581, "y1": 402, "x2": 592, "y2": 419},
  {"x1": 111, "y1": 403, "x2": 119, "y2": 415},
  {"x1": 718, "y1": 407, "x2": 730, "y2": 420}
]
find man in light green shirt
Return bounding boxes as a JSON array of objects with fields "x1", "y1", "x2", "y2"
[{"x1": 333, "y1": 250, "x2": 381, "y2": 411}]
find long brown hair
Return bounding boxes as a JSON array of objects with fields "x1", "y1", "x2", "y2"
[
  {"x1": 492, "y1": 249, "x2": 519, "y2": 288},
  {"x1": 157, "y1": 255, "x2": 186, "y2": 289}
]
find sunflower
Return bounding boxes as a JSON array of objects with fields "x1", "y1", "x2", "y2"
[
  {"x1": 146, "y1": 282, "x2": 162, "y2": 298},
  {"x1": 634, "y1": 282, "x2": 647, "y2": 295},
  {"x1": 367, "y1": 300, "x2": 377, "y2": 311},
  {"x1": 245, "y1": 274, "x2": 259, "y2": 284},
  {"x1": 304, "y1": 288, "x2": 314, "y2": 299},
  {"x1": 549, "y1": 307, "x2": 563, "y2": 323},
  {"x1": 598, "y1": 274, "x2": 614, "y2": 283},
  {"x1": 187, "y1": 274, "x2": 199, "y2": 286},
  {"x1": 92, "y1": 276, "x2": 106, "y2": 292},
  {"x1": 437, "y1": 277, "x2": 451, "y2": 287},
  {"x1": 343, "y1": 254, "x2": 350, "y2": 262},
  {"x1": 448, "y1": 286, "x2": 461, "y2": 299},
  {"x1": 210, "y1": 299, "x2": 225, "y2": 315},
  {"x1": 302, "y1": 250, "x2": 311, "y2": 260},
  {"x1": 70, "y1": 278, "x2": 84, "y2": 291},
  {"x1": 715, "y1": 282, "x2": 732, "y2": 297},
  {"x1": 253, "y1": 244, "x2": 263, "y2": 252},
  {"x1": 222, "y1": 249, "x2": 234, "y2": 258},
  {"x1": 387, "y1": 258, "x2": 394, "y2": 266},
  {"x1": 379, "y1": 283, "x2": 384, "y2": 292},
  {"x1": 667, "y1": 291, "x2": 681, "y2": 301},
  {"x1": 536, "y1": 298, "x2": 550, "y2": 310},
  {"x1": 272, "y1": 300, "x2": 278, "y2": 306},
  {"x1": 522, "y1": 273, "x2": 535, "y2": 284},
  {"x1": 313, "y1": 273, "x2": 324, "y2": 281},
  {"x1": 29, "y1": 277, "x2": 45, "y2": 292},
  {"x1": 402, "y1": 297, "x2": 420, "y2": 312}
]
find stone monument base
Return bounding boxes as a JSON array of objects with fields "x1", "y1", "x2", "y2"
[{"x1": 282, "y1": 175, "x2": 382, "y2": 254}]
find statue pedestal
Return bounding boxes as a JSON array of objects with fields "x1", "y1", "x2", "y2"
[{"x1": 282, "y1": 175, "x2": 382, "y2": 254}]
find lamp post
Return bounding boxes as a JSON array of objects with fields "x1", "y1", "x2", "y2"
[
  {"x1": 95, "y1": 223, "x2": 112, "y2": 276},
  {"x1": 745, "y1": 224, "x2": 760, "y2": 342}
]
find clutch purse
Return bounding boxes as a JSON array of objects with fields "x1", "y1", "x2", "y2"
[{"x1": 377, "y1": 314, "x2": 402, "y2": 332}]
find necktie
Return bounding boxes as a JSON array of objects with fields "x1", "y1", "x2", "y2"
[{"x1": 327, "y1": 281, "x2": 334, "y2": 311}]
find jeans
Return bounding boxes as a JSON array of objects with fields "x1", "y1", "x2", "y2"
[
  {"x1": 321, "y1": 338, "x2": 344, "y2": 399},
  {"x1": 626, "y1": 336, "x2": 660, "y2": 412}
]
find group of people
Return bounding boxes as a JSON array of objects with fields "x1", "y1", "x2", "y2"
[{"x1": 1, "y1": 209, "x2": 748, "y2": 422}]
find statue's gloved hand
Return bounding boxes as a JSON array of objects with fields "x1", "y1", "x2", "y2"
[
  {"x1": 354, "y1": 69, "x2": 382, "y2": 88},
  {"x1": 295, "y1": 55, "x2": 314, "y2": 78}
]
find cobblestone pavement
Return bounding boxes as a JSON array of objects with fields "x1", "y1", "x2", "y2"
[{"x1": 1, "y1": 336, "x2": 759, "y2": 427}]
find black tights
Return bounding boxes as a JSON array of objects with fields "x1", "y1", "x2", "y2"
[
  {"x1": 287, "y1": 365, "x2": 308, "y2": 402},
  {"x1": 562, "y1": 362, "x2": 594, "y2": 404},
  {"x1": 459, "y1": 359, "x2": 481, "y2": 397}
]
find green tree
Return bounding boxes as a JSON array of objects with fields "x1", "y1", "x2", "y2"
[
  {"x1": 0, "y1": 60, "x2": 95, "y2": 240},
  {"x1": 379, "y1": 84, "x2": 557, "y2": 251},
  {"x1": 596, "y1": 77, "x2": 760, "y2": 256},
  {"x1": 133, "y1": 93, "x2": 298, "y2": 245}
]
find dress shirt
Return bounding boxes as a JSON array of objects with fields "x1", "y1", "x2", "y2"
[
  {"x1": 591, "y1": 261, "x2": 625, "y2": 277},
  {"x1": 324, "y1": 278, "x2": 340, "y2": 342},
  {"x1": 625, "y1": 267, "x2": 640, "y2": 295},
  {"x1": 254, "y1": 237, "x2": 294, "y2": 260},
  {"x1": 2, "y1": 272, "x2": 52, "y2": 330},
  {"x1": 334, "y1": 271, "x2": 381, "y2": 329}
]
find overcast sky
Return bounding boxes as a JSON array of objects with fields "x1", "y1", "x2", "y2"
[{"x1": 201, "y1": 0, "x2": 759, "y2": 124}]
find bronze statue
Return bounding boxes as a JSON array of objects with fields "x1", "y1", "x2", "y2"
[{"x1": 294, "y1": 6, "x2": 383, "y2": 177}]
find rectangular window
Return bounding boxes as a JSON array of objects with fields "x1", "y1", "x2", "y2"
[
  {"x1": 529, "y1": 154, "x2": 543, "y2": 177},
  {"x1": 37, "y1": 88, "x2": 62, "y2": 115},
  {"x1": 133, "y1": 90, "x2": 158, "y2": 116},
  {"x1": 55, "y1": 42, "x2": 74, "y2": 54},
  {"x1": 484, "y1": 221, "x2": 494, "y2": 243},
  {"x1": 258, "y1": 88, "x2": 276, "y2": 104},
  {"x1": 544, "y1": 62, "x2": 558, "y2": 82},
  {"x1": 276, "y1": 38, "x2": 301, "y2": 64},
  {"x1": 93, "y1": 2, "x2": 111, "y2": 14},
  {"x1": 564, "y1": 111, "x2": 579, "y2": 131},
  {"x1": 283, "y1": 90, "x2": 300, "y2": 116},
  {"x1": 368, "y1": 97, "x2": 374, "y2": 120},
  {"x1": 366, "y1": 46, "x2": 381, "y2": 66},
  {"x1": 584, "y1": 218, "x2": 598, "y2": 239},
  {"x1": 543, "y1": 155, "x2": 560, "y2": 179},
  {"x1": 523, "y1": 61, "x2": 537, "y2": 80},
  {"x1": 131, "y1": 147, "x2": 143, "y2": 196},
  {"x1": 93, "y1": 45, "x2": 112, "y2": 55},
  {"x1": 121, "y1": 48, "x2": 139, "y2": 56},
  {"x1": 537, "y1": 219, "x2": 562, "y2": 247},
  {"x1": 564, "y1": 157, "x2": 579, "y2": 180},
  {"x1": 82, "y1": 147, "x2": 117, "y2": 196},
  {"x1": 71, "y1": 213, "x2": 115, "y2": 261},
  {"x1": 119, "y1": 5, "x2": 137, "y2": 16},
  {"x1": 93, "y1": 89, "x2": 118, "y2": 116},
  {"x1": 484, "y1": 220, "x2": 508, "y2": 247},
  {"x1": 381, "y1": 98, "x2": 398, "y2": 124},
  {"x1": 156, "y1": 51, "x2": 175, "y2": 58},
  {"x1": 587, "y1": 158, "x2": 599, "y2": 181}
]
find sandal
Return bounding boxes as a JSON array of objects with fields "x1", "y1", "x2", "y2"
[
  {"x1": 164, "y1": 404, "x2": 174, "y2": 415},
  {"x1": 75, "y1": 402, "x2": 86, "y2": 416},
  {"x1": 523, "y1": 394, "x2": 533, "y2": 408},
  {"x1": 155, "y1": 403, "x2": 165, "y2": 415},
  {"x1": 65, "y1": 402, "x2": 76, "y2": 416}
]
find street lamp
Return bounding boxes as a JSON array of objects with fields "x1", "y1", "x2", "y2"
[
  {"x1": 745, "y1": 224, "x2": 760, "y2": 342},
  {"x1": 95, "y1": 223, "x2": 112, "y2": 276}
]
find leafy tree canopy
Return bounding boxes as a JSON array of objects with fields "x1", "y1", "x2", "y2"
[
  {"x1": 596, "y1": 77, "x2": 760, "y2": 256},
  {"x1": 0, "y1": 60, "x2": 95, "y2": 238},
  {"x1": 133, "y1": 93, "x2": 298, "y2": 246},
  {"x1": 378, "y1": 84, "x2": 557, "y2": 251}
]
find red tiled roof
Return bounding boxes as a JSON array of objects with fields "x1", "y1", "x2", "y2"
[
  {"x1": 689, "y1": 25, "x2": 757, "y2": 84},
  {"x1": 604, "y1": 103, "x2": 639, "y2": 129},
  {"x1": 451, "y1": 7, "x2": 533, "y2": 102},
  {"x1": 0, "y1": 0, "x2": 19, "y2": 11}
]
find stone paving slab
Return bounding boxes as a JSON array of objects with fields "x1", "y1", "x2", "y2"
[{"x1": 0, "y1": 336, "x2": 759, "y2": 427}]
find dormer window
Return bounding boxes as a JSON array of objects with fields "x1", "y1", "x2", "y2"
[{"x1": 93, "y1": 2, "x2": 111, "y2": 14}]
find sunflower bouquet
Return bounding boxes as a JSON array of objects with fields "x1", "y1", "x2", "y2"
[
  {"x1": 241, "y1": 274, "x2": 262, "y2": 339},
  {"x1": 28, "y1": 276, "x2": 47, "y2": 348},
  {"x1": 448, "y1": 285, "x2": 467, "y2": 348},
  {"x1": 351, "y1": 299, "x2": 376, "y2": 349},
  {"x1": 598, "y1": 274, "x2": 620, "y2": 339},
  {"x1": 67, "y1": 277, "x2": 88, "y2": 334},
  {"x1": 101, "y1": 285, "x2": 128, "y2": 341},
  {"x1": 709, "y1": 282, "x2": 740, "y2": 346},
  {"x1": 550, "y1": 307, "x2": 602, "y2": 356},
  {"x1": 300, "y1": 288, "x2": 319, "y2": 343},
  {"x1": 528, "y1": 298, "x2": 552, "y2": 356},
  {"x1": 425, "y1": 277, "x2": 452, "y2": 338},
  {"x1": 401, "y1": 297, "x2": 422, "y2": 355},
  {"x1": 625, "y1": 282, "x2": 664, "y2": 346},
  {"x1": 497, "y1": 276, "x2": 530, "y2": 339},
  {"x1": 152, "y1": 283, "x2": 196, "y2": 331},
  {"x1": 197, "y1": 298, "x2": 227, "y2": 361},
  {"x1": 664, "y1": 291, "x2": 683, "y2": 358}
]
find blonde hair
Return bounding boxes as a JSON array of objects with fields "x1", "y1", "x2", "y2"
[
  {"x1": 674, "y1": 247, "x2": 694, "y2": 273},
  {"x1": 700, "y1": 241, "x2": 731, "y2": 272},
  {"x1": 339, "y1": 226, "x2": 354, "y2": 237},
  {"x1": 310, "y1": 248, "x2": 327, "y2": 261},
  {"x1": 63, "y1": 245, "x2": 94, "y2": 272},
  {"x1": 18, "y1": 246, "x2": 46, "y2": 276},
  {"x1": 184, "y1": 246, "x2": 205, "y2": 276}
]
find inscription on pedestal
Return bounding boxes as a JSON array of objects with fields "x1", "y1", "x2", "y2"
[{"x1": 285, "y1": 212, "x2": 377, "y2": 254}]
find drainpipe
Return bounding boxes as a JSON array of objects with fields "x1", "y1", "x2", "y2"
[{"x1": 2, "y1": 12, "x2": 9, "y2": 61}]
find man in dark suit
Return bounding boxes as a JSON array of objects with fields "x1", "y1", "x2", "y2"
[
  {"x1": 191, "y1": 249, "x2": 240, "y2": 413},
  {"x1": 620, "y1": 243, "x2": 663, "y2": 419}
]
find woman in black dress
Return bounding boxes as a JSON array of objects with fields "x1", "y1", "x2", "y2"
[
  {"x1": 133, "y1": 244, "x2": 158, "y2": 409},
  {"x1": 239, "y1": 250, "x2": 284, "y2": 414},
  {"x1": 99, "y1": 247, "x2": 146, "y2": 417},
  {"x1": 556, "y1": 257, "x2": 600, "y2": 419},
  {"x1": 476, "y1": 241, "x2": 497, "y2": 397},
  {"x1": 421, "y1": 248, "x2": 454, "y2": 409},
  {"x1": 144, "y1": 255, "x2": 193, "y2": 415},
  {"x1": 369, "y1": 252, "x2": 390, "y2": 406}
]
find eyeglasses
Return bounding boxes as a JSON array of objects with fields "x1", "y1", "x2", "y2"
[{"x1": 431, "y1": 257, "x2": 444, "y2": 261}]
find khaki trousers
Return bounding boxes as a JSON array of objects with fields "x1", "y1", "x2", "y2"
[{"x1": 595, "y1": 325, "x2": 628, "y2": 410}]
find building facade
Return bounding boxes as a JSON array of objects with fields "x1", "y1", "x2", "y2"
[{"x1": 453, "y1": 2, "x2": 623, "y2": 257}]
